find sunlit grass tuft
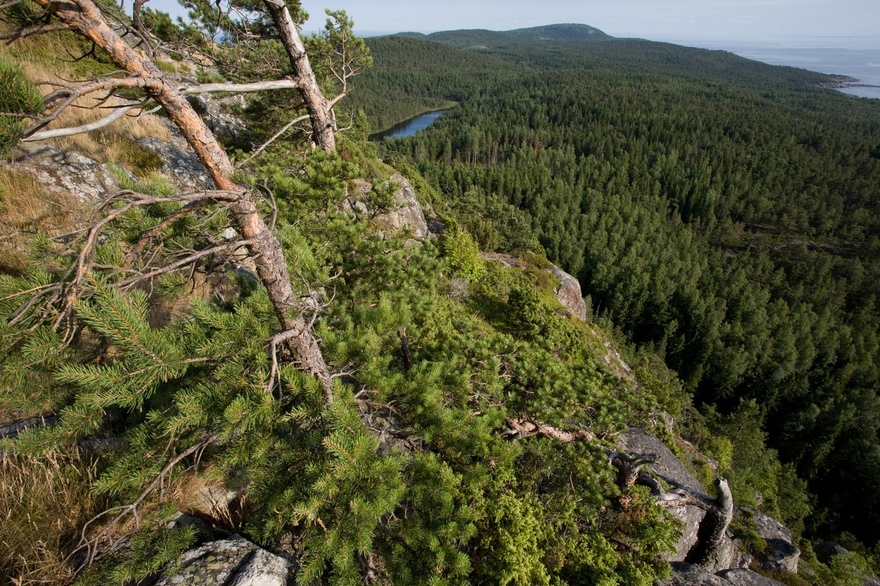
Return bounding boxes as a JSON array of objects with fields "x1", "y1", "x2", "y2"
[
  {"x1": 0, "y1": 450, "x2": 103, "y2": 585},
  {"x1": 0, "y1": 169, "x2": 86, "y2": 274}
]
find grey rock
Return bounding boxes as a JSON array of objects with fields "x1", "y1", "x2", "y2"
[
  {"x1": 480, "y1": 253, "x2": 591, "y2": 325},
  {"x1": 0, "y1": 416, "x2": 58, "y2": 439},
  {"x1": 548, "y1": 264, "x2": 587, "y2": 321},
  {"x1": 344, "y1": 173, "x2": 429, "y2": 241},
  {"x1": 10, "y1": 145, "x2": 126, "y2": 202},
  {"x1": 153, "y1": 535, "x2": 293, "y2": 586},
  {"x1": 186, "y1": 94, "x2": 252, "y2": 148},
  {"x1": 659, "y1": 562, "x2": 727, "y2": 585},
  {"x1": 137, "y1": 137, "x2": 213, "y2": 191},
  {"x1": 741, "y1": 507, "x2": 799, "y2": 573},
  {"x1": 717, "y1": 568, "x2": 786, "y2": 585},
  {"x1": 814, "y1": 540, "x2": 848, "y2": 564},
  {"x1": 658, "y1": 563, "x2": 786, "y2": 586},
  {"x1": 618, "y1": 429, "x2": 710, "y2": 562},
  {"x1": 165, "y1": 512, "x2": 213, "y2": 543},
  {"x1": 375, "y1": 174, "x2": 429, "y2": 240}
]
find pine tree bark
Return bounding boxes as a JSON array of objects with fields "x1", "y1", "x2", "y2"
[
  {"x1": 32, "y1": 0, "x2": 333, "y2": 398},
  {"x1": 262, "y1": 0, "x2": 336, "y2": 151}
]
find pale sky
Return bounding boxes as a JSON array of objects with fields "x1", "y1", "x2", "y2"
[{"x1": 147, "y1": 0, "x2": 879, "y2": 46}]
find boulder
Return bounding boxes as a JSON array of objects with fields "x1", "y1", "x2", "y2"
[
  {"x1": 10, "y1": 145, "x2": 126, "y2": 202},
  {"x1": 717, "y1": 568, "x2": 787, "y2": 586},
  {"x1": 659, "y1": 563, "x2": 786, "y2": 586},
  {"x1": 137, "y1": 137, "x2": 213, "y2": 191},
  {"x1": 152, "y1": 534, "x2": 293, "y2": 586},
  {"x1": 618, "y1": 428, "x2": 709, "y2": 561},
  {"x1": 344, "y1": 173, "x2": 429, "y2": 241},
  {"x1": 814, "y1": 540, "x2": 848, "y2": 564},
  {"x1": 661, "y1": 562, "x2": 728, "y2": 586},
  {"x1": 741, "y1": 507, "x2": 799, "y2": 573},
  {"x1": 548, "y1": 264, "x2": 587, "y2": 321},
  {"x1": 185, "y1": 93, "x2": 252, "y2": 148}
]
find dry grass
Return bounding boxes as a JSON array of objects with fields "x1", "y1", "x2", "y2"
[
  {"x1": 1, "y1": 29, "x2": 173, "y2": 174},
  {"x1": 172, "y1": 469, "x2": 252, "y2": 533},
  {"x1": 0, "y1": 450, "x2": 103, "y2": 586},
  {"x1": 0, "y1": 26, "x2": 182, "y2": 271},
  {"x1": 0, "y1": 168, "x2": 88, "y2": 273}
]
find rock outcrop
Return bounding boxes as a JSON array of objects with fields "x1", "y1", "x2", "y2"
[
  {"x1": 343, "y1": 173, "x2": 429, "y2": 241},
  {"x1": 661, "y1": 562, "x2": 786, "y2": 586},
  {"x1": 741, "y1": 507, "x2": 799, "y2": 573},
  {"x1": 548, "y1": 264, "x2": 587, "y2": 321},
  {"x1": 617, "y1": 428, "x2": 712, "y2": 561},
  {"x1": 185, "y1": 93, "x2": 252, "y2": 148},
  {"x1": 137, "y1": 137, "x2": 213, "y2": 191},
  {"x1": 152, "y1": 534, "x2": 293, "y2": 586},
  {"x1": 10, "y1": 145, "x2": 127, "y2": 202}
]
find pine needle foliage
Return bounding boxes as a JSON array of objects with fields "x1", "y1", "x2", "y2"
[
  {"x1": 0, "y1": 57, "x2": 43, "y2": 157},
  {"x1": 0, "y1": 106, "x2": 682, "y2": 584}
]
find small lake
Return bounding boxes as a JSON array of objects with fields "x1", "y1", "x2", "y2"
[{"x1": 372, "y1": 109, "x2": 448, "y2": 141}]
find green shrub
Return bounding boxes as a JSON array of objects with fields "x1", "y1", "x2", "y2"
[
  {"x1": 0, "y1": 58, "x2": 43, "y2": 158},
  {"x1": 439, "y1": 219, "x2": 485, "y2": 282}
]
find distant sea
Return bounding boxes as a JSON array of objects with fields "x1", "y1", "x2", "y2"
[{"x1": 666, "y1": 37, "x2": 880, "y2": 99}]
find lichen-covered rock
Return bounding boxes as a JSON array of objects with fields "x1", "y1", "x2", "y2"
[
  {"x1": 11, "y1": 145, "x2": 126, "y2": 202},
  {"x1": 659, "y1": 562, "x2": 786, "y2": 586},
  {"x1": 741, "y1": 507, "x2": 799, "y2": 573},
  {"x1": 137, "y1": 137, "x2": 212, "y2": 191},
  {"x1": 717, "y1": 568, "x2": 787, "y2": 585},
  {"x1": 618, "y1": 428, "x2": 709, "y2": 561},
  {"x1": 185, "y1": 94, "x2": 252, "y2": 148},
  {"x1": 660, "y1": 562, "x2": 727, "y2": 585},
  {"x1": 344, "y1": 173, "x2": 429, "y2": 241},
  {"x1": 153, "y1": 535, "x2": 293, "y2": 586},
  {"x1": 548, "y1": 264, "x2": 587, "y2": 321},
  {"x1": 814, "y1": 540, "x2": 849, "y2": 564}
]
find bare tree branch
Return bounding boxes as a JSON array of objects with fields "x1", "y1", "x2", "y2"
[
  {"x1": 237, "y1": 113, "x2": 309, "y2": 167},
  {"x1": 115, "y1": 239, "x2": 253, "y2": 289},
  {"x1": 22, "y1": 102, "x2": 139, "y2": 141},
  {"x1": 180, "y1": 79, "x2": 299, "y2": 94},
  {"x1": 1, "y1": 23, "x2": 68, "y2": 41},
  {"x1": 70, "y1": 432, "x2": 220, "y2": 570}
]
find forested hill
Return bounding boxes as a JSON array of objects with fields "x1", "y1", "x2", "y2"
[
  {"x1": 349, "y1": 28, "x2": 841, "y2": 133},
  {"x1": 399, "y1": 23, "x2": 612, "y2": 48},
  {"x1": 354, "y1": 26, "x2": 880, "y2": 551}
]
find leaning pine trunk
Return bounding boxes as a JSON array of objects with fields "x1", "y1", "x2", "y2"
[
  {"x1": 33, "y1": 0, "x2": 334, "y2": 398},
  {"x1": 262, "y1": 0, "x2": 337, "y2": 151}
]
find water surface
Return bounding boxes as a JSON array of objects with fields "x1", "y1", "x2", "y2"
[{"x1": 372, "y1": 110, "x2": 448, "y2": 141}]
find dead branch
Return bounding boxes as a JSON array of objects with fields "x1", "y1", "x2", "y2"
[
  {"x1": 23, "y1": 101, "x2": 141, "y2": 141},
  {"x1": 115, "y1": 239, "x2": 253, "y2": 289},
  {"x1": 70, "y1": 432, "x2": 219, "y2": 570},
  {"x1": 397, "y1": 328, "x2": 412, "y2": 374},
  {"x1": 28, "y1": 190, "x2": 241, "y2": 336},
  {"x1": 125, "y1": 200, "x2": 215, "y2": 265},
  {"x1": 1, "y1": 23, "x2": 68, "y2": 41},
  {"x1": 26, "y1": 76, "x2": 164, "y2": 136},
  {"x1": 685, "y1": 477, "x2": 734, "y2": 568},
  {"x1": 237, "y1": 113, "x2": 309, "y2": 167},
  {"x1": 501, "y1": 417, "x2": 594, "y2": 443},
  {"x1": 180, "y1": 79, "x2": 299, "y2": 94}
]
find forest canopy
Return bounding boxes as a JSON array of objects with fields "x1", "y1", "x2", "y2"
[
  {"x1": 365, "y1": 29, "x2": 880, "y2": 548},
  {"x1": 2, "y1": 3, "x2": 880, "y2": 584}
]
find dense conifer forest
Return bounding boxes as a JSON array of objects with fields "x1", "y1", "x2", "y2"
[
  {"x1": 353, "y1": 29, "x2": 880, "y2": 550},
  {"x1": 1, "y1": 2, "x2": 879, "y2": 583}
]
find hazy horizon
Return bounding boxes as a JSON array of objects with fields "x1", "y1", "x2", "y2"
[{"x1": 147, "y1": 0, "x2": 879, "y2": 50}]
